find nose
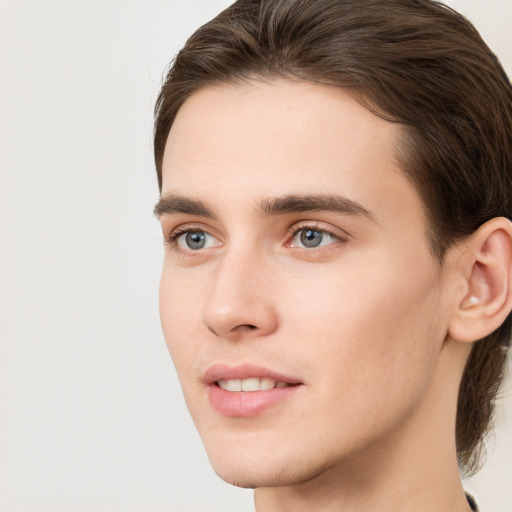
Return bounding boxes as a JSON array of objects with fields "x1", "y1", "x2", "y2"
[{"x1": 203, "y1": 249, "x2": 278, "y2": 339}]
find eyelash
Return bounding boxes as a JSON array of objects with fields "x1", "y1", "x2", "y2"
[
  {"x1": 165, "y1": 224, "x2": 211, "y2": 247},
  {"x1": 165, "y1": 222, "x2": 347, "y2": 254},
  {"x1": 285, "y1": 222, "x2": 347, "y2": 249}
]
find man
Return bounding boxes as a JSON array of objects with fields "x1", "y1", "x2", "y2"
[{"x1": 153, "y1": 1, "x2": 512, "y2": 510}]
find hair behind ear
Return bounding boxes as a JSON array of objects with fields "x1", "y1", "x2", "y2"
[{"x1": 457, "y1": 319, "x2": 510, "y2": 474}]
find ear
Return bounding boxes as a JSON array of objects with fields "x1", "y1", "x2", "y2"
[{"x1": 448, "y1": 217, "x2": 512, "y2": 343}]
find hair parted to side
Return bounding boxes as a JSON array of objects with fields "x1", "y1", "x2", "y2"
[{"x1": 154, "y1": 0, "x2": 512, "y2": 474}]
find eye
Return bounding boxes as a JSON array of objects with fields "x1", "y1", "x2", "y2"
[
  {"x1": 289, "y1": 228, "x2": 339, "y2": 249},
  {"x1": 173, "y1": 229, "x2": 220, "y2": 251}
]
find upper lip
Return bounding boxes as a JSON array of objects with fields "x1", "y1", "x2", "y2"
[{"x1": 204, "y1": 363, "x2": 303, "y2": 386}]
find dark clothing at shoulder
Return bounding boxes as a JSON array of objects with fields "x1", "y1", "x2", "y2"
[{"x1": 466, "y1": 492, "x2": 479, "y2": 511}]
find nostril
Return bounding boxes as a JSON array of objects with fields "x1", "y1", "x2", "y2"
[
  {"x1": 207, "y1": 323, "x2": 257, "y2": 336},
  {"x1": 237, "y1": 324, "x2": 257, "y2": 331}
]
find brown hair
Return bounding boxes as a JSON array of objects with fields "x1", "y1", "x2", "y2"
[{"x1": 154, "y1": 0, "x2": 512, "y2": 474}]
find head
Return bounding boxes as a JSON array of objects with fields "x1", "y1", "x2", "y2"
[{"x1": 154, "y1": 0, "x2": 512, "y2": 479}]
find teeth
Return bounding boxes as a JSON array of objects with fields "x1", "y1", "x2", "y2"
[
  {"x1": 217, "y1": 378, "x2": 289, "y2": 392},
  {"x1": 242, "y1": 377, "x2": 260, "y2": 391},
  {"x1": 260, "y1": 377, "x2": 276, "y2": 390},
  {"x1": 225, "y1": 379, "x2": 242, "y2": 391}
]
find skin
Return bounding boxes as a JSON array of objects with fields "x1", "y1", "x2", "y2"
[{"x1": 157, "y1": 80, "x2": 476, "y2": 511}]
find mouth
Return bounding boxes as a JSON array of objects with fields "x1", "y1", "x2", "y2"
[{"x1": 205, "y1": 364, "x2": 304, "y2": 417}]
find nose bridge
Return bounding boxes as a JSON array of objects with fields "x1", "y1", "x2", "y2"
[{"x1": 203, "y1": 242, "x2": 277, "y2": 338}]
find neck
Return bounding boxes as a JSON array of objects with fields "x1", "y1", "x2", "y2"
[{"x1": 254, "y1": 340, "x2": 473, "y2": 512}]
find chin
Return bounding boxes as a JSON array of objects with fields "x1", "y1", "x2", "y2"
[
  {"x1": 204, "y1": 438, "x2": 334, "y2": 489},
  {"x1": 211, "y1": 459, "x2": 320, "y2": 489}
]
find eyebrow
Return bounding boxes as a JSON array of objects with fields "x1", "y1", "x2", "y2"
[
  {"x1": 154, "y1": 193, "x2": 376, "y2": 222},
  {"x1": 259, "y1": 194, "x2": 376, "y2": 222},
  {"x1": 153, "y1": 194, "x2": 215, "y2": 219}
]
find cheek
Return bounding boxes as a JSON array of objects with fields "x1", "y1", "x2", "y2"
[
  {"x1": 159, "y1": 264, "x2": 205, "y2": 370},
  {"x1": 284, "y1": 251, "x2": 444, "y2": 408}
]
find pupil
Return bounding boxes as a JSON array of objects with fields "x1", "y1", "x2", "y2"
[
  {"x1": 186, "y1": 231, "x2": 206, "y2": 249},
  {"x1": 300, "y1": 229, "x2": 322, "y2": 248}
]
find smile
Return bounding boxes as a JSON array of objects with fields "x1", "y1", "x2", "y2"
[{"x1": 205, "y1": 364, "x2": 303, "y2": 417}]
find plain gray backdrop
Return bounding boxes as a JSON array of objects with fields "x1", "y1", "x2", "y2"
[{"x1": 1, "y1": 1, "x2": 511, "y2": 511}]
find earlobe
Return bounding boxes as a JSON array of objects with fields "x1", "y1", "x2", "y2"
[{"x1": 448, "y1": 218, "x2": 512, "y2": 343}]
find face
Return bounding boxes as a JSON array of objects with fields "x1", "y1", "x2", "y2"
[{"x1": 157, "y1": 81, "x2": 453, "y2": 488}]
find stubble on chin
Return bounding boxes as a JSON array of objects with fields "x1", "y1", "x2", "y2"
[{"x1": 211, "y1": 452, "x2": 338, "y2": 490}]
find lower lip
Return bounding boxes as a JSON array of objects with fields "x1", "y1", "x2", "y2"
[{"x1": 208, "y1": 384, "x2": 302, "y2": 417}]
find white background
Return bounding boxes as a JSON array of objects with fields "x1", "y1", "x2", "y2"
[{"x1": 1, "y1": 1, "x2": 511, "y2": 511}]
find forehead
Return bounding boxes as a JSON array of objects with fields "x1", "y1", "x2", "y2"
[{"x1": 161, "y1": 80, "x2": 422, "y2": 225}]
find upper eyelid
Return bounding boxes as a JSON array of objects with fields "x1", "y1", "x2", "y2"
[
  {"x1": 164, "y1": 221, "x2": 219, "y2": 240},
  {"x1": 286, "y1": 220, "x2": 350, "y2": 240}
]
